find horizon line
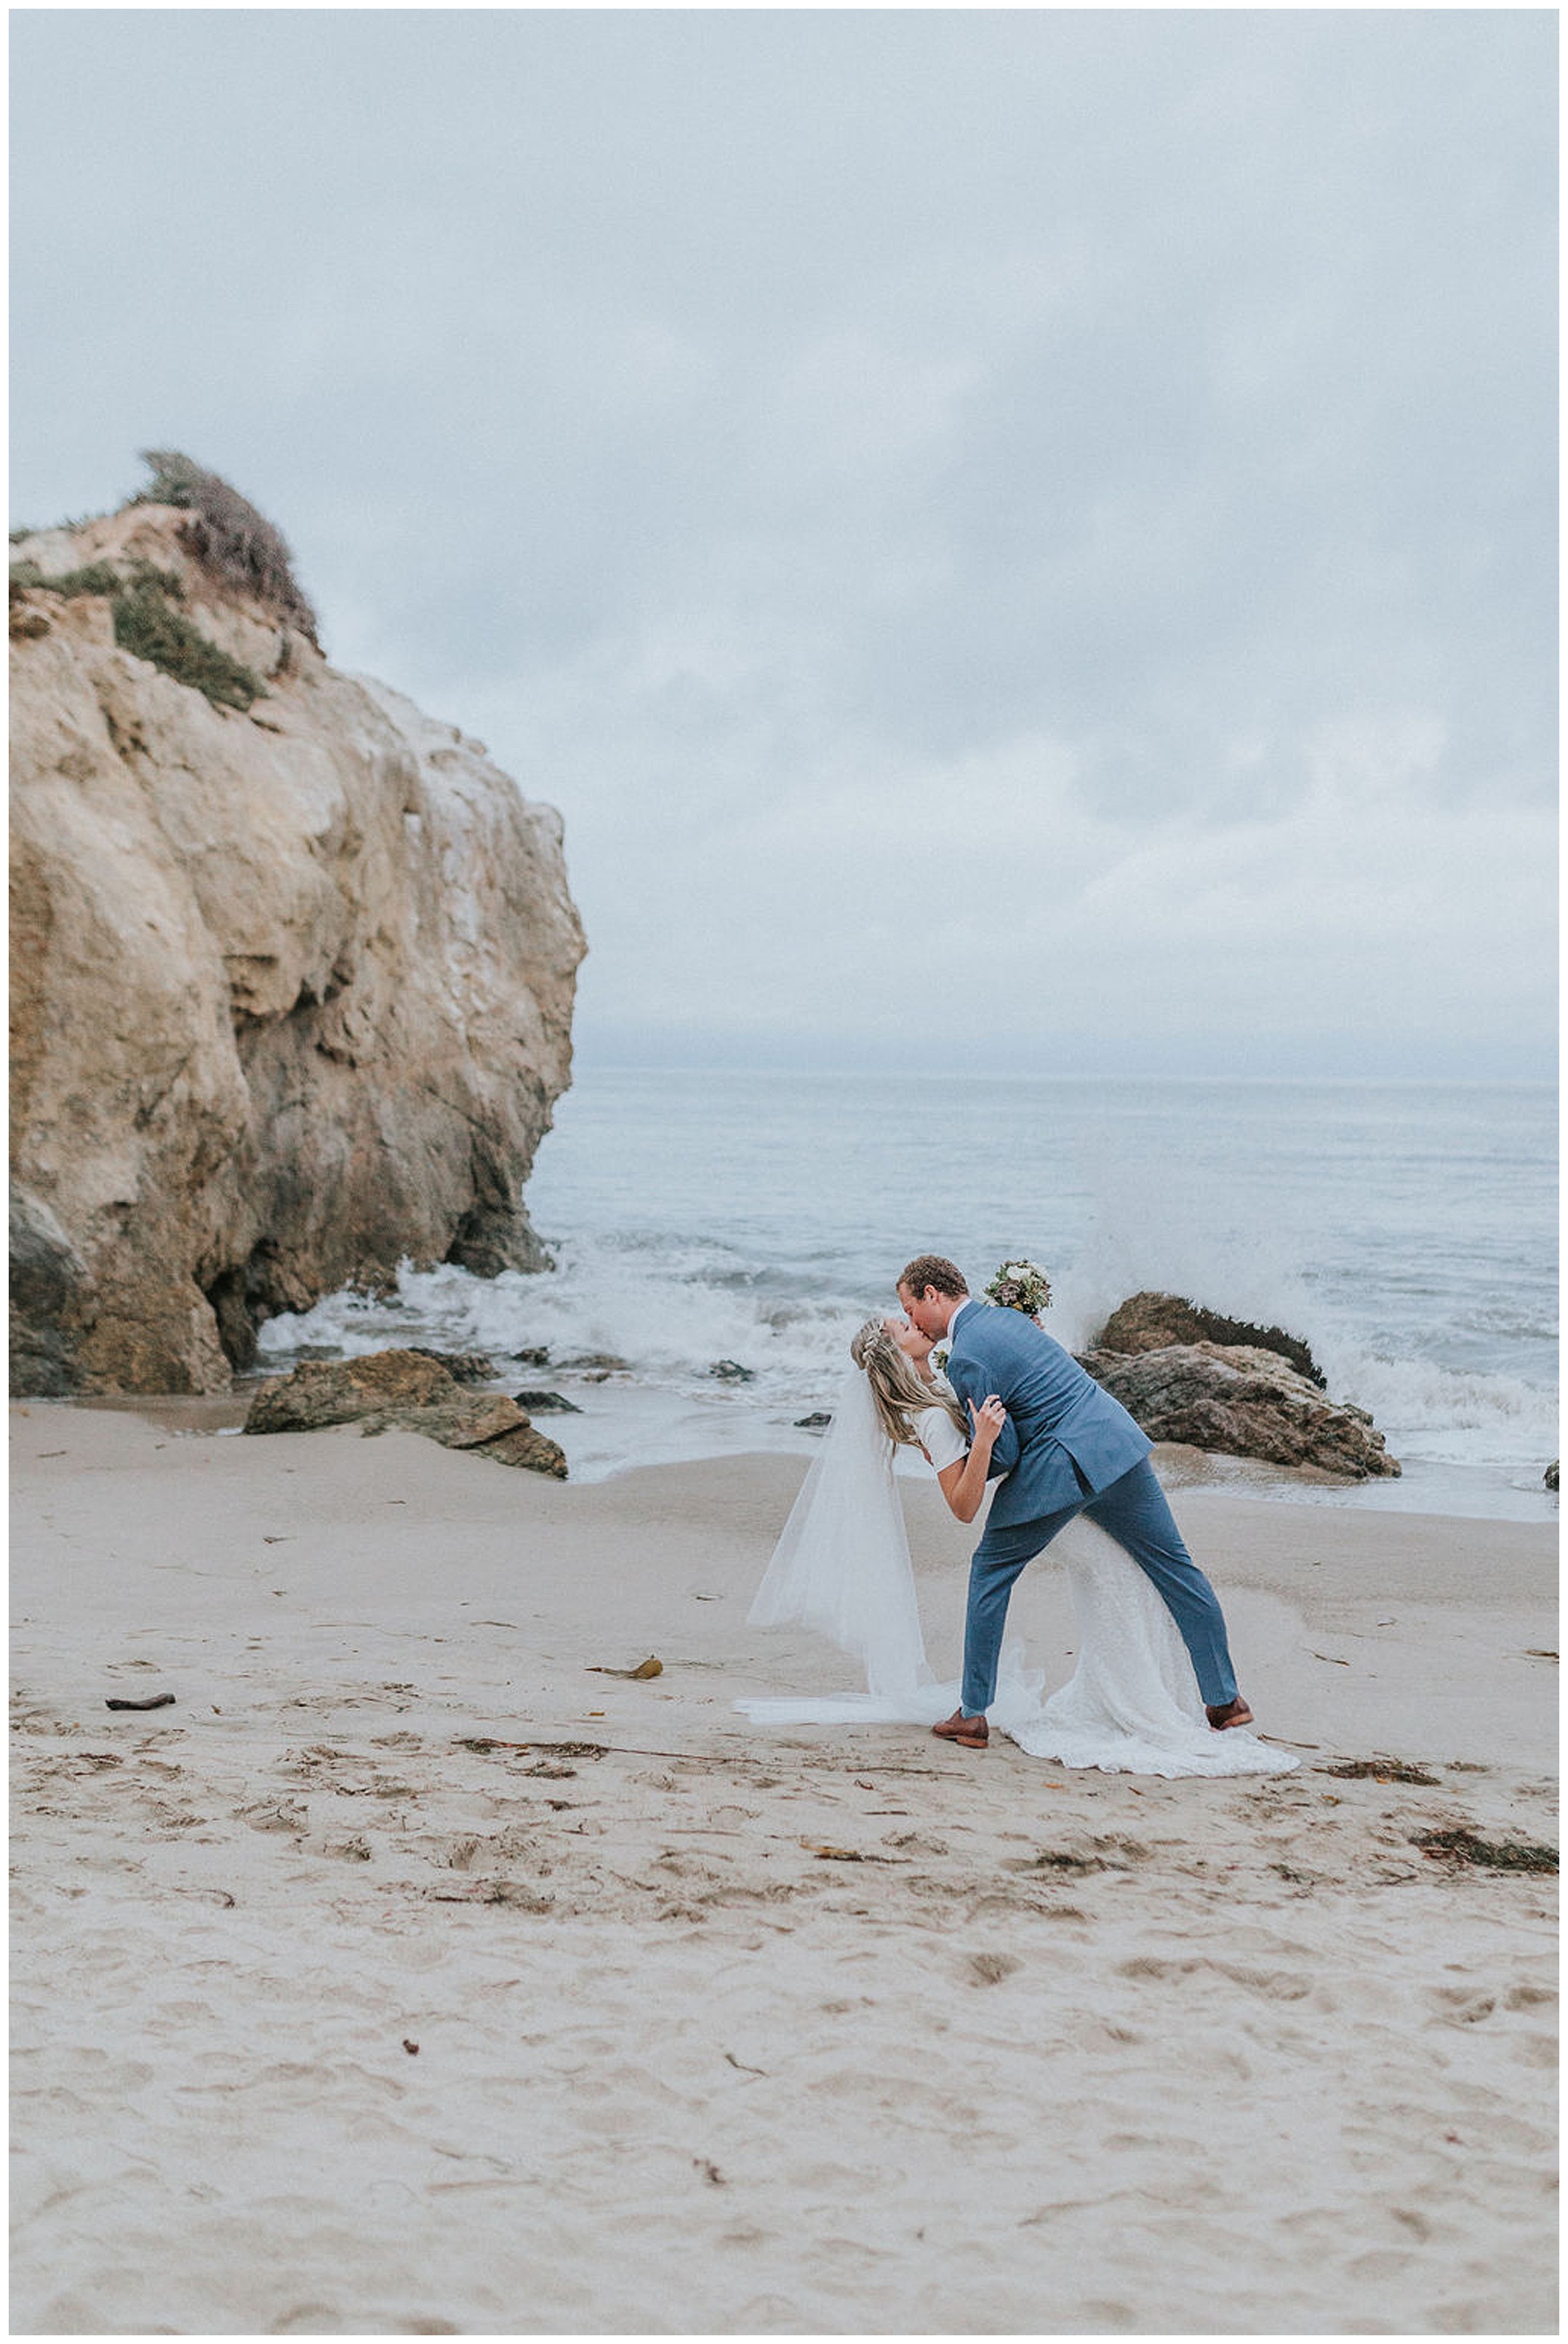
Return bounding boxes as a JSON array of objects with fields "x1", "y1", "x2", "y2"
[{"x1": 564, "y1": 1060, "x2": 1559, "y2": 1091}]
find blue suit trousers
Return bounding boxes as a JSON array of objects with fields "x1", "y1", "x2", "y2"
[{"x1": 960, "y1": 1457, "x2": 1238, "y2": 1715}]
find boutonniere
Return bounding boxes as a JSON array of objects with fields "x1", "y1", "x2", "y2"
[{"x1": 931, "y1": 1342, "x2": 951, "y2": 1375}]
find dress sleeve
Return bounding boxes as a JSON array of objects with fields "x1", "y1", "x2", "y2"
[{"x1": 917, "y1": 1406, "x2": 969, "y2": 1472}]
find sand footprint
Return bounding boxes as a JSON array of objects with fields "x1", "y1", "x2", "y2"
[
  {"x1": 269, "y1": 2307, "x2": 459, "y2": 2334},
  {"x1": 1117, "y1": 1953, "x2": 1315, "y2": 2002},
  {"x1": 1427, "y1": 1985, "x2": 1497, "y2": 2026},
  {"x1": 236, "y1": 1799, "x2": 308, "y2": 1835}
]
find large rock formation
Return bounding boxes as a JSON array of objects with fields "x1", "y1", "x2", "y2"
[
  {"x1": 1078, "y1": 1338, "x2": 1400, "y2": 1480},
  {"x1": 243, "y1": 1349, "x2": 567, "y2": 1477},
  {"x1": 10, "y1": 500, "x2": 585, "y2": 1393},
  {"x1": 1092, "y1": 1291, "x2": 1325, "y2": 1388}
]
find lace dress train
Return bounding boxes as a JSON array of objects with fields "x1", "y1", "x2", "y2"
[{"x1": 1004, "y1": 1517, "x2": 1295, "y2": 1778}]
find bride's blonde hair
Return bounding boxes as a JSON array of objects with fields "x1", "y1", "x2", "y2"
[{"x1": 850, "y1": 1316, "x2": 969, "y2": 1451}]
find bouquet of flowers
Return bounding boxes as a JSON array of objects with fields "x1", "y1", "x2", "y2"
[{"x1": 984, "y1": 1258, "x2": 1052, "y2": 1317}]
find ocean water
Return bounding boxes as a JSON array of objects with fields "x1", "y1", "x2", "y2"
[{"x1": 257, "y1": 1070, "x2": 1559, "y2": 1521}]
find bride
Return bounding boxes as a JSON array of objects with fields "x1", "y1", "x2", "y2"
[{"x1": 738, "y1": 1311, "x2": 1296, "y2": 1779}]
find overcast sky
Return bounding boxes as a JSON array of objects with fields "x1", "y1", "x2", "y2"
[{"x1": 10, "y1": 9, "x2": 1557, "y2": 1079}]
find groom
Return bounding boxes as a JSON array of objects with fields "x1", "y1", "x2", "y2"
[{"x1": 896, "y1": 1254, "x2": 1254, "y2": 1749}]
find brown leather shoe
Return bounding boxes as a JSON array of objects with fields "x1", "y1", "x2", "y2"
[
  {"x1": 1206, "y1": 1696, "x2": 1254, "y2": 1731},
  {"x1": 932, "y1": 1708, "x2": 989, "y2": 1749}
]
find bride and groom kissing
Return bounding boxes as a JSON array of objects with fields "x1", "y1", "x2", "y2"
[{"x1": 741, "y1": 1253, "x2": 1290, "y2": 1782}]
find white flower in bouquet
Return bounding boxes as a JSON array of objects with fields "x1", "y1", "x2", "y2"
[{"x1": 983, "y1": 1257, "x2": 1052, "y2": 1317}]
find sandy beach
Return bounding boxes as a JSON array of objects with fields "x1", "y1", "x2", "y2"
[{"x1": 11, "y1": 1403, "x2": 1558, "y2": 2336}]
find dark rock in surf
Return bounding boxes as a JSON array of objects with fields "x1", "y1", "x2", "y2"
[
  {"x1": 246, "y1": 1348, "x2": 454, "y2": 1427},
  {"x1": 512, "y1": 1388, "x2": 581, "y2": 1413},
  {"x1": 1077, "y1": 1341, "x2": 1399, "y2": 1480},
  {"x1": 708, "y1": 1359, "x2": 755, "y2": 1382},
  {"x1": 243, "y1": 1346, "x2": 566, "y2": 1476},
  {"x1": 1094, "y1": 1291, "x2": 1326, "y2": 1389},
  {"x1": 406, "y1": 1347, "x2": 497, "y2": 1385}
]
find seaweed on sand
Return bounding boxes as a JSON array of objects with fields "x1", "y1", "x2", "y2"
[
  {"x1": 1412, "y1": 1827, "x2": 1558, "y2": 1874},
  {"x1": 1321, "y1": 1758, "x2": 1443, "y2": 1786}
]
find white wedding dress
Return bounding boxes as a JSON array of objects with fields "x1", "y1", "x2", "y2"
[{"x1": 737, "y1": 1369, "x2": 1296, "y2": 1779}]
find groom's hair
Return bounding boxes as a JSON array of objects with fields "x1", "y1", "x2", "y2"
[{"x1": 898, "y1": 1254, "x2": 968, "y2": 1299}]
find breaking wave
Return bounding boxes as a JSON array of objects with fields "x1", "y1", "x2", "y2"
[{"x1": 253, "y1": 1068, "x2": 1557, "y2": 1508}]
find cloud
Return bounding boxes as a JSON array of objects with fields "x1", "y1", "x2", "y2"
[{"x1": 10, "y1": 10, "x2": 1556, "y2": 1076}]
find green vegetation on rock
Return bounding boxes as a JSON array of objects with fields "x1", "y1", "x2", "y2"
[
  {"x1": 111, "y1": 578, "x2": 264, "y2": 712},
  {"x1": 10, "y1": 553, "x2": 260, "y2": 711},
  {"x1": 10, "y1": 559, "x2": 179, "y2": 602}
]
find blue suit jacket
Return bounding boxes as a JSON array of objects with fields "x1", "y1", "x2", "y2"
[{"x1": 943, "y1": 1299, "x2": 1152, "y2": 1528}]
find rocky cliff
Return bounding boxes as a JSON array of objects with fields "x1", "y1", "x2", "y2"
[{"x1": 10, "y1": 498, "x2": 585, "y2": 1394}]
